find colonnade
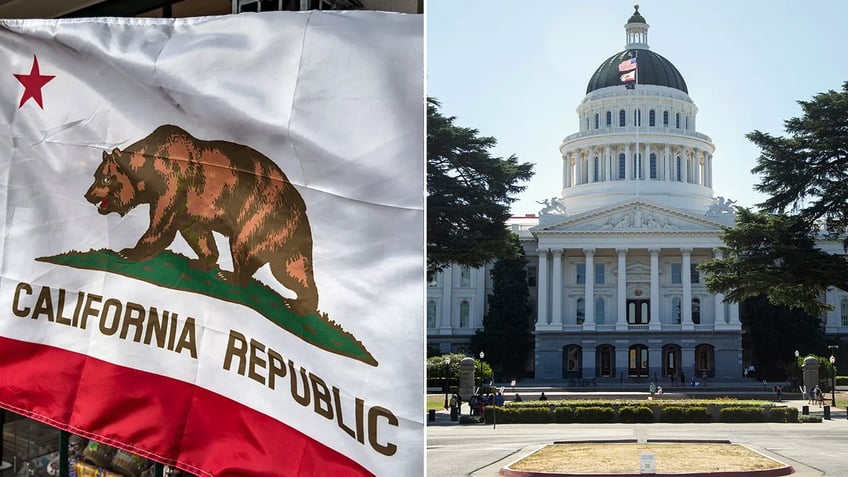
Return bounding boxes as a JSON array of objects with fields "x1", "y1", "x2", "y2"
[
  {"x1": 535, "y1": 246, "x2": 739, "y2": 330},
  {"x1": 562, "y1": 143, "x2": 713, "y2": 188}
]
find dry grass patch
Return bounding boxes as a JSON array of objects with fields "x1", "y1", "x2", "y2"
[{"x1": 509, "y1": 443, "x2": 785, "y2": 474}]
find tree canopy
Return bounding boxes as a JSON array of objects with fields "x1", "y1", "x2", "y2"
[
  {"x1": 470, "y1": 233, "x2": 533, "y2": 381},
  {"x1": 427, "y1": 98, "x2": 534, "y2": 275},
  {"x1": 703, "y1": 82, "x2": 848, "y2": 314}
]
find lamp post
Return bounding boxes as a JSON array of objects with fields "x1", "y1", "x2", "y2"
[
  {"x1": 478, "y1": 351, "x2": 485, "y2": 392},
  {"x1": 828, "y1": 345, "x2": 839, "y2": 407},
  {"x1": 443, "y1": 356, "x2": 451, "y2": 409}
]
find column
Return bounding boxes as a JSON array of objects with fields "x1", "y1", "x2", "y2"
[
  {"x1": 604, "y1": 145, "x2": 612, "y2": 181},
  {"x1": 439, "y1": 268, "x2": 453, "y2": 331},
  {"x1": 693, "y1": 149, "x2": 701, "y2": 185},
  {"x1": 584, "y1": 248, "x2": 595, "y2": 330},
  {"x1": 728, "y1": 302, "x2": 740, "y2": 327},
  {"x1": 826, "y1": 287, "x2": 838, "y2": 331},
  {"x1": 537, "y1": 250, "x2": 549, "y2": 325},
  {"x1": 712, "y1": 248, "x2": 726, "y2": 325},
  {"x1": 649, "y1": 248, "x2": 660, "y2": 330},
  {"x1": 588, "y1": 150, "x2": 596, "y2": 183},
  {"x1": 563, "y1": 153, "x2": 570, "y2": 189},
  {"x1": 617, "y1": 248, "x2": 628, "y2": 330},
  {"x1": 624, "y1": 144, "x2": 631, "y2": 180},
  {"x1": 551, "y1": 249, "x2": 563, "y2": 326},
  {"x1": 644, "y1": 142, "x2": 650, "y2": 179},
  {"x1": 474, "y1": 267, "x2": 486, "y2": 329},
  {"x1": 681, "y1": 248, "x2": 693, "y2": 329},
  {"x1": 664, "y1": 144, "x2": 671, "y2": 181},
  {"x1": 681, "y1": 149, "x2": 689, "y2": 183}
]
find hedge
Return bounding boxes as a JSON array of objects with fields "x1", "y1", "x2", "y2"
[
  {"x1": 768, "y1": 407, "x2": 799, "y2": 423},
  {"x1": 573, "y1": 406, "x2": 616, "y2": 423},
  {"x1": 661, "y1": 406, "x2": 711, "y2": 423},
  {"x1": 553, "y1": 407, "x2": 576, "y2": 423},
  {"x1": 618, "y1": 406, "x2": 655, "y2": 423},
  {"x1": 720, "y1": 407, "x2": 766, "y2": 422}
]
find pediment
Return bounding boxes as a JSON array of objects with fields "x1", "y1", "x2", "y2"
[{"x1": 533, "y1": 200, "x2": 727, "y2": 234}]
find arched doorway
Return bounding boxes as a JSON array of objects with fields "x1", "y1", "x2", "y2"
[
  {"x1": 695, "y1": 344, "x2": 715, "y2": 379},
  {"x1": 562, "y1": 345, "x2": 582, "y2": 379},
  {"x1": 628, "y1": 344, "x2": 649, "y2": 377},
  {"x1": 662, "y1": 344, "x2": 681, "y2": 381},
  {"x1": 596, "y1": 345, "x2": 615, "y2": 377}
]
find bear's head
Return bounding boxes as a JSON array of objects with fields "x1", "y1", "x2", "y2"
[{"x1": 84, "y1": 148, "x2": 138, "y2": 216}]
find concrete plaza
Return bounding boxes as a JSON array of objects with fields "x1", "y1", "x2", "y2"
[{"x1": 427, "y1": 394, "x2": 848, "y2": 476}]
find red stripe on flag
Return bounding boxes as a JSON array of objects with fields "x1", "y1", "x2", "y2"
[{"x1": 0, "y1": 337, "x2": 372, "y2": 477}]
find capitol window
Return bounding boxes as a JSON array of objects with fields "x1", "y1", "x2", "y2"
[
  {"x1": 595, "y1": 297, "x2": 605, "y2": 324},
  {"x1": 619, "y1": 109, "x2": 626, "y2": 127},
  {"x1": 459, "y1": 300, "x2": 470, "y2": 328},
  {"x1": 618, "y1": 153, "x2": 626, "y2": 179},
  {"x1": 576, "y1": 263, "x2": 586, "y2": 284},
  {"x1": 649, "y1": 153, "x2": 657, "y2": 179},
  {"x1": 663, "y1": 110, "x2": 669, "y2": 126},
  {"x1": 842, "y1": 298, "x2": 848, "y2": 326},
  {"x1": 671, "y1": 263, "x2": 682, "y2": 284},
  {"x1": 672, "y1": 297, "x2": 681, "y2": 324},
  {"x1": 675, "y1": 112, "x2": 680, "y2": 129},
  {"x1": 576, "y1": 298, "x2": 585, "y2": 324},
  {"x1": 692, "y1": 298, "x2": 701, "y2": 324},
  {"x1": 427, "y1": 300, "x2": 437, "y2": 328},
  {"x1": 595, "y1": 112, "x2": 600, "y2": 129},
  {"x1": 606, "y1": 111, "x2": 612, "y2": 126},
  {"x1": 460, "y1": 266, "x2": 471, "y2": 287},
  {"x1": 649, "y1": 109, "x2": 655, "y2": 126}
]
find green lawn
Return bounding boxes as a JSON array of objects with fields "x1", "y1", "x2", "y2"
[{"x1": 427, "y1": 395, "x2": 447, "y2": 410}]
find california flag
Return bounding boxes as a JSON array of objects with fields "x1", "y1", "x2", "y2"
[{"x1": 0, "y1": 11, "x2": 423, "y2": 476}]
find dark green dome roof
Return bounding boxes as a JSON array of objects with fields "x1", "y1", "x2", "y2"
[{"x1": 586, "y1": 49, "x2": 688, "y2": 94}]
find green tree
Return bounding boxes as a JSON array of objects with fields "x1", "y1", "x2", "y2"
[
  {"x1": 427, "y1": 98, "x2": 534, "y2": 276},
  {"x1": 701, "y1": 209, "x2": 848, "y2": 316},
  {"x1": 470, "y1": 233, "x2": 533, "y2": 381},
  {"x1": 703, "y1": 82, "x2": 848, "y2": 314},
  {"x1": 740, "y1": 295, "x2": 824, "y2": 380}
]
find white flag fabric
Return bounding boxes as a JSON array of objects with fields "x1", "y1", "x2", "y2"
[{"x1": 0, "y1": 11, "x2": 423, "y2": 476}]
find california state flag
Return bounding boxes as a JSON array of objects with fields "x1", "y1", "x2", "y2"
[{"x1": 0, "y1": 11, "x2": 423, "y2": 477}]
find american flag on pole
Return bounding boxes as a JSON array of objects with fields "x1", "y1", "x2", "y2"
[
  {"x1": 0, "y1": 11, "x2": 423, "y2": 477},
  {"x1": 618, "y1": 57, "x2": 637, "y2": 72}
]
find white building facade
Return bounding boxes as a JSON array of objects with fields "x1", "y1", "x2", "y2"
[{"x1": 427, "y1": 7, "x2": 847, "y2": 380}]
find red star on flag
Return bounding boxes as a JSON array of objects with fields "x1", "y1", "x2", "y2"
[{"x1": 14, "y1": 55, "x2": 56, "y2": 109}]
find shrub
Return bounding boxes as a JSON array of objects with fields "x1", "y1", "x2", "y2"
[
  {"x1": 661, "y1": 406, "x2": 710, "y2": 423},
  {"x1": 484, "y1": 406, "x2": 552, "y2": 424},
  {"x1": 799, "y1": 414, "x2": 822, "y2": 423},
  {"x1": 618, "y1": 406, "x2": 655, "y2": 423},
  {"x1": 573, "y1": 406, "x2": 615, "y2": 423},
  {"x1": 553, "y1": 407, "x2": 576, "y2": 423},
  {"x1": 720, "y1": 407, "x2": 766, "y2": 422},
  {"x1": 768, "y1": 406, "x2": 799, "y2": 423}
]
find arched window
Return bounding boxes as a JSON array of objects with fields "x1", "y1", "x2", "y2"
[
  {"x1": 618, "y1": 153, "x2": 626, "y2": 179},
  {"x1": 593, "y1": 156, "x2": 600, "y2": 182},
  {"x1": 672, "y1": 297, "x2": 681, "y2": 324},
  {"x1": 606, "y1": 111, "x2": 612, "y2": 126},
  {"x1": 619, "y1": 109, "x2": 626, "y2": 127},
  {"x1": 649, "y1": 153, "x2": 657, "y2": 179},
  {"x1": 692, "y1": 298, "x2": 701, "y2": 324},
  {"x1": 675, "y1": 112, "x2": 680, "y2": 129},
  {"x1": 685, "y1": 116, "x2": 689, "y2": 130},
  {"x1": 576, "y1": 298, "x2": 585, "y2": 324},
  {"x1": 675, "y1": 156, "x2": 682, "y2": 181},
  {"x1": 459, "y1": 300, "x2": 470, "y2": 328},
  {"x1": 649, "y1": 109, "x2": 656, "y2": 126},
  {"x1": 427, "y1": 300, "x2": 437, "y2": 328},
  {"x1": 663, "y1": 110, "x2": 669, "y2": 126},
  {"x1": 595, "y1": 297, "x2": 605, "y2": 324},
  {"x1": 563, "y1": 345, "x2": 581, "y2": 377},
  {"x1": 594, "y1": 113, "x2": 599, "y2": 129},
  {"x1": 842, "y1": 298, "x2": 848, "y2": 326}
]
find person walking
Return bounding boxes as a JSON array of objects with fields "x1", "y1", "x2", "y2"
[{"x1": 649, "y1": 382, "x2": 657, "y2": 399}]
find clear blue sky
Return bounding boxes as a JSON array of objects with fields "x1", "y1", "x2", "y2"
[{"x1": 427, "y1": 0, "x2": 848, "y2": 216}]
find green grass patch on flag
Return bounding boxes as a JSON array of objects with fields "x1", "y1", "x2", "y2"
[{"x1": 37, "y1": 249, "x2": 377, "y2": 366}]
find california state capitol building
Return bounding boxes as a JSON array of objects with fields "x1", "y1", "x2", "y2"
[{"x1": 427, "y1": 6, "x2": 848, "y2": 383}]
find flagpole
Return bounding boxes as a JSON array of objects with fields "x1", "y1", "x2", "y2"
[{"x1": 634, "y1": 50, "x2": 640, "y2": 197}]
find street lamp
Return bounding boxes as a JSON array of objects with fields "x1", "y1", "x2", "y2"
[
  {"x1": 828, "y1": 345, "x2": 839, "y2": 407},
  {"x1": 443, "y1": 356, "x2": 451, "y2": 409},
  {"x1": 478, "y1": 351, "x2": 485, "y2": 392}
]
